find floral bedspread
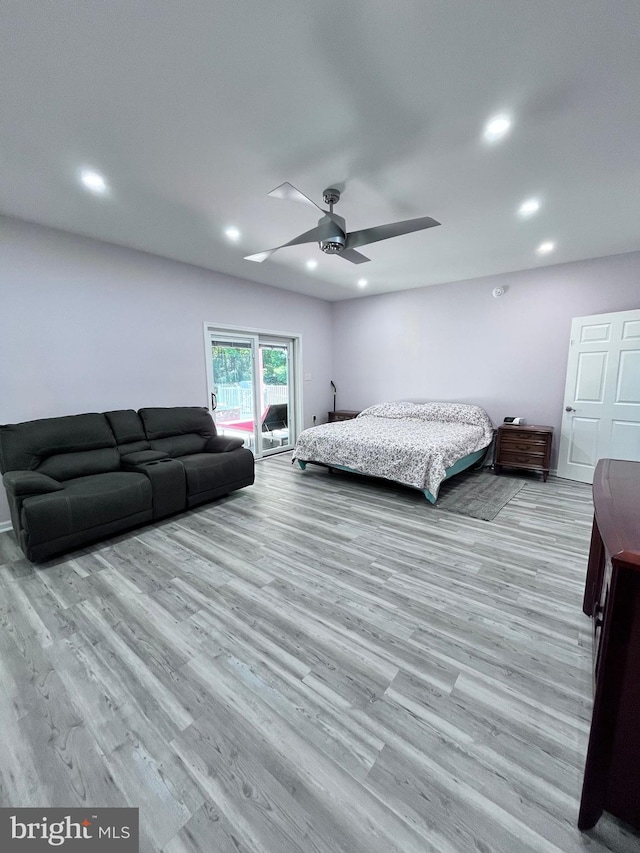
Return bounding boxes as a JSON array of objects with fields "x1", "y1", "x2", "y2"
[{"x1": 293, "y1": 401, "x2": 494, "y2": 498}]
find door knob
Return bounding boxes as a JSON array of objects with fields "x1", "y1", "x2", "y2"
[{"x1": 565, "y1": 406, "x2": 576, "y2": 412}]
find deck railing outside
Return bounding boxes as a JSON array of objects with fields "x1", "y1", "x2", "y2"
[{"x1": 215, "y1": 384, "x2": 288, "y2": 421}]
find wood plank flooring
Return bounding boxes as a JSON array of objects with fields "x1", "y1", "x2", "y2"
[{"x1": 1, "y1": 455, "x2": 639, "y2": 852}]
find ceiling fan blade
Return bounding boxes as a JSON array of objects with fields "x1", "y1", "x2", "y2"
[
  {"x1": 267, "y1": 181, "x2": 344, "y2": 228},
  {"x1": 244, "y1": 219, "x2": 344, "y2": 263},
  {"x1": 244, "y1": 249, "x2": 277, "y2": 263},
  {"x1": 346, "y1": 216, "x2": 441, "y2": 250},
  {"x1": 338, "y1": 249, "x2": 370, "y2": 264},
  {"x1": 268, "y1": 182, "x2": 325, "y2": 214}
]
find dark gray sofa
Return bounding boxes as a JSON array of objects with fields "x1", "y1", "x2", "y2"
[{"x1": 0, "y1": 407, "x2": 254, "y2": 562}]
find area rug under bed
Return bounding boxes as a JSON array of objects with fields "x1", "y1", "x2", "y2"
[{"x1": 436, "y1": 469, "x2": 527, "y2": 521}]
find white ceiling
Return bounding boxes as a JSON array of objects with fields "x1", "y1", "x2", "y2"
[{"x1": 2, "y1": 1, "x2": 639, "y2": 301}]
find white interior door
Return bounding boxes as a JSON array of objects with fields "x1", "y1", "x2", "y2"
[{"x1": 557, "y1": 308, "x2": 640, "y2": 483}]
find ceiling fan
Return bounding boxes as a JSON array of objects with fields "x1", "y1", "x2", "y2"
[{"x1": 244, "y1": 182, "x2": 441, "y2": 265}]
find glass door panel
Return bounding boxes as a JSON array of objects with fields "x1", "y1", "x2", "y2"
[
  {"x1": 259, "y1": 343, "x2": 291, "y2": 454},
  {"x1": 210, "y1": 338, "x2": 257, "y2": 451},
  {"x1": 206, "y1": 326, "x2": 299, "y2": 458}
]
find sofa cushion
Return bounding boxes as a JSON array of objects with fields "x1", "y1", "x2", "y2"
[
  {"x1": 205, "y1": 435, "x2": 245, "y2": 453},
  {"x1": 105, "y1": 409, "x2": 151, "y2": 455},
  {"x1": 180, "y1": 451, "x2": 254, "y2": 496},
  {"x1": 21, "y1": 472, "x2": 152, "y2": 546},
  {"x1": 139, "y1": 407, "x2": 216, "y2": 458},
  {"x1": 139, "y1": 407, "x2": 215, "y2": 440},
  {"x1": 149, "y1": 433, "x2": 209, "y2": 457},
  {"x1": 0, "y1": 413, "x2": 118, "y2": 477},
  {"x1": 38, "y1": 448, "x2": 121, "y2": 481}
]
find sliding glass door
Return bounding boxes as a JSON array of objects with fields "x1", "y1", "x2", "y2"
[
  {"x1": 210, "y1": 337, "x2": 257, "y2": 449},
  {"x1": 258, "y1": 341, "x2": 292, "y2": 454},
  {"x1": 206, "y1": 327, "x2": 298, "y2": 457}
]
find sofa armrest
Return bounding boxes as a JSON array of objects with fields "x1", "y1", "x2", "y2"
[
  {"x1": 3, "y1": 470, "x2": 64, "y2": 496},
  {"x1": 205, "y1": 435, "x2": 245, "y2": 453}
]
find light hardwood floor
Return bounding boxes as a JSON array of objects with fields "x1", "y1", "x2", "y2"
[{"x1": 1, "y1": 455, "x2": 639, "y2": 852}]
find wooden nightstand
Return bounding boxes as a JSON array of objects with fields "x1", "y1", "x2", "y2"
[
  {"x1": 495, "y1": 424, "x2": 553, "y2": 481},
  {"x1": 328, "y1": 410, "x2": 360, "y2": 423}
]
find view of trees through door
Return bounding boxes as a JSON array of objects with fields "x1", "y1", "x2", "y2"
[{"x1": 207, "y1": 328, "x2": 297, "y2": 457}]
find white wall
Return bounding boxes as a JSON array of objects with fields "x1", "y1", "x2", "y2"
[
  {"x1": 2, "y1": 213, "x2": 639, "y2": 528},
  {"x1": 0, "y1": 215, "x2": 333, "y2": 524},
  {"x1": 331, "y1": 250, "x2": 640, "y2": 468}
]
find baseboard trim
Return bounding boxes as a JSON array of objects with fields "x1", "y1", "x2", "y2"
[{"x1": 0, "y1": 521, "x2": 13, "y2": 534}]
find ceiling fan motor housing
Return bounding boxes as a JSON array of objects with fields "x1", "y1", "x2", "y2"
[{"x1": 319, "y1": 233, "x2": 346, "y2": 254}]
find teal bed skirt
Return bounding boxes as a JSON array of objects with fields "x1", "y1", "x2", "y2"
[{"x1": 296, "y1": 446, "x2": 487, "y2": 504}]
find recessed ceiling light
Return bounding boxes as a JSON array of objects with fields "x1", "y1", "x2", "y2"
[
  {"x1": 306, "y1": 259, "x2": 318, "y2": 270},
  {"x1": 518, "y1": 198, "x2": 540, "y2": 217},
  {"x1": 79, "y1": 168, "x2": 108, "y2": 194},
  {"x1": 224, "y1": 226, "x2": 240, "y2": 241},
  {"x1": 536, "y1": 240, "x2": 556, "y2": 255},
  {"x1": 483, "y1": 114, "x2": 512, "y2": 142},
  {"x1": 357, "y1": 279, "x2": 368, "y2": 288}
]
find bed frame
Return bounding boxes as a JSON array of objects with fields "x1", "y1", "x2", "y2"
[{"x1": 296, "y1": 446, "x2": 487, "y2": 504}]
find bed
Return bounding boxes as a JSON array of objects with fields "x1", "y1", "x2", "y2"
[{"x1": 292, "y1": 401, "x2": 495, "y2": 503}]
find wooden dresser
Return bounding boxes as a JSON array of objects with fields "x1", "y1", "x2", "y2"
[
  {"x1": 328, "y1": 410, "x2": 360, "y2": 423},
  {"x1": 494, "y1": 424, "x2": 553, "y2": 481},
  {"x1": 579, "y1": 458, "x2": 640, "y2": 831}
]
